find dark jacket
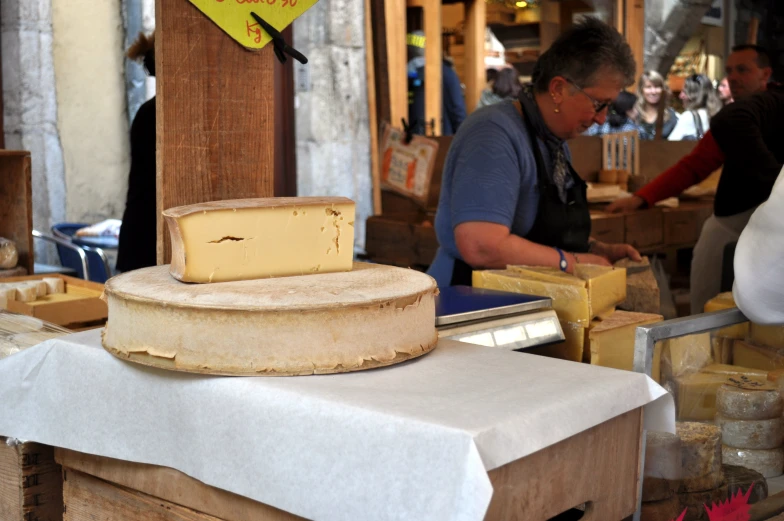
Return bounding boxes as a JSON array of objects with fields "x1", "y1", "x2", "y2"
[
  {"x1": 408, "y1": 60, "x2": 467, "y2": 136},
  {"x1": 116, "y1": 97, "x2": 157, "y2": 272}
]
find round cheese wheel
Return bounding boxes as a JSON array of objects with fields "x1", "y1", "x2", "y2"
[
  {"x1": 677, "y1": 422, "x2": 721, "y2": 479},
  {"x1": 717, "y1": 383, "x2": 784, "y2": 420},
  {"x1": 678, "y1": 484, "x2": 730, "y2": 521},
  {"x1": 640, "y1": 496, "x2": 681, "y2": 521},
  {"x1": 716, "y1": 414, "x2": 784, "y2": 450},
  {"x1": 722, "y1": 446, "x2": 784, "y2": 478},
  {"x1": 102, "y1": 263, "x2": 439, "y2": 376},
  {"x1": 643, "y1": 431, "x2": 681, "y2": 501},
  {"x1": 724, "y1": 464, "x2": 768, "y2": 505}
]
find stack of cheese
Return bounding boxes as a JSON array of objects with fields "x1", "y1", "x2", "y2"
[
  {"x1": 716, "y1": 381, "x2": 784, "y2": 478},
  {"x1": 675, "y1": 423, "x2": 729, "y2": 521},
  {"x1": 0, "y1": 278, "x2": 66, "y2": 309},
  {"x1": 473, "y1": 265, "x2": 666, "y2": 366}
]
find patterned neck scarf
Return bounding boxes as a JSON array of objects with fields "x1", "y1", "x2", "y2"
[{"x1": 518, "y1": 84, "x2": 569, "y2": 203}]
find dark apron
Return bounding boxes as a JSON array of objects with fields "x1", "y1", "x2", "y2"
[{"x1": 450, "y1": 101, "x2": 591, "y2": 286}]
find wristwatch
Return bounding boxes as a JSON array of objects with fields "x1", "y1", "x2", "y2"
[{"x1": 555, "y1": 248, "x2": 568, "y2": 272}]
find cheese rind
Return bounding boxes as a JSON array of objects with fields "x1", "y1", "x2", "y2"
[
  {"x1": 588, "y1": 310, "x2": 663, "y2": 371},
  {"x1": 722, "y1": 446, "x2": 784, "y2": 478},
  {"x1": 618, "y1": 268, "x2": 660, "y2": 314},
  {"x1": 574, "y1": 264, "x2": 627, "y2": 318},
  {"x1": 473, "y1": 270, "x2": 590, "y2": 325},
  {"x1": 724, "y1": 464, "x2": 768, "y2": 505},
  {"x1": 716, "y1": 415, "x2": 784, "y2": 450},
  {"x1": 163, "y1": 197, "x2": 356, "y2": 283},
  {"x1": 102, "y1": 263, "x2": 438, "y2": 376},
  {"x1": 678, "y1": 485, "x2": 729, "y2": 521},
  {"x1": 677, "y1": 422, "x2": 722, "y2": 480},
  {"x1": 716, "y1": 383, "x2": 783, "y2": 420}
]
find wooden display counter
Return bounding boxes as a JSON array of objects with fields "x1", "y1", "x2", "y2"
[{"x1": 53, "y1": 408, "x2": 644, "y2": 521}]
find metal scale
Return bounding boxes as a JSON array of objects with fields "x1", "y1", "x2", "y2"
[{"x1": 436, "y1": 285, "x2": 565, "y2": 351}]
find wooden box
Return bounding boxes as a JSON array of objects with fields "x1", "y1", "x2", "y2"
[
  {"x1": 4, "y1": 275, "x2": 106, "y2": 329},
  {"x1": 663, "y1": 204, "x2": 713, "y2": 246},
  {"x1": 624, "y1": 209, "x2": 664, "y2": 249},
  {"x1": 590, "y1": 213, "x2": 625, "y2": 244},
  {"x1": 0, "y1": 151, "x2": 34, "y2": 275},
  {"x1": 0, "y1": 437, "x2": 63, "y2": 521},
  {"x1": 365, "y1": 214, "x2": 438, "y2": 269}
]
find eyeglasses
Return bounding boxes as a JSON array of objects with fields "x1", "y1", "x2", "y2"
[{"x1": 564, "y1": 78, "x2": 611, "y2": 113}]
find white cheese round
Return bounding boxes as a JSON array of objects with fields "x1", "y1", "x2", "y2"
[
  {"x1": 722, "y1": 446, "x2": 784, "y2": 478},
  {"x1": 717, "y1": 383, "x2": 783, "y2": 420},
  {"x1": 716, "y1": 414, "x2": 784, "y2": 450},
  {"x1": 101, "y1": 263, "x2": 439, "y2": 376}
]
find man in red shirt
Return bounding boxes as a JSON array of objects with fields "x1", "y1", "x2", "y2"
[{"x1": 606, "y1": 45, "x2": 773, "y2": 314}]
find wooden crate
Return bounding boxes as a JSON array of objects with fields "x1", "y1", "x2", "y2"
[
  {"x1": 0, "y1": 437, "x2": 63, "y2": 521},
  {"x1": 0, "y1": 151, "x2": 33, "y2": 275},
  {"x1": 365, "y1": 214, "x2": 438, "y2": 268},
  {"x1": 663, "y1": 203, "x2": 713, "y2": 246},
  {"x1": 590, "y1": 213, "x2": 625, "y2": 244},
  {"x1": 624, "y1": 208, "x2": 664, "y2": 249},
  {"x1": 3, "y1": 275, "x2": 106, "y2": 329}
]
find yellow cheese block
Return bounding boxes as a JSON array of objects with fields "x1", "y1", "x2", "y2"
[
  {"x1": 508, "y1": 264, "x2": 626, "y2": 320},
  {"x1": 574, "y1": 264, "x2": 627, "y2": 319},
  {"x1": 589, "y1": 310, "x2": 663, "y2": 371},
  {"x1": 702, "y1": 364, "x2": 768, "y2": 378},
  {"x1": 527, "y1": 321, "x2": 585, "y2": 362},
  {"x1": 733, "y1": 340, "x2": 784, "y2": 371},
  {"x1": 473, "y1": 270, "x2": 590, "y2": 326},
  {"x1": 675, "y1": 372, "x2": 768, "y2": 421},
  {"x1": 163, "y1": 197, "x2": 356, "y2": 283},
  {"x1": 704, "y1": 292, "x2": 750, "y2": 339},
  {"x1": 751, "y1": 324, "x2": 784, "y2": 349},
  {"x1": 660, "y1": 333, "x2": 712, "y2": 380}
]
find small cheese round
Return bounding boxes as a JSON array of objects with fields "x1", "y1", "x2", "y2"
[
  {"x1": 678, "y1": 484, "x2": 730, "y2": 521},
  {"x1": 722, "y1": 446, "x2": 784, "y2": 478},
  {"x1": 724, "y1": 464, "x2": 768, "y2": 505},
  {"x1": 716, "y1": 414, "x2": 784, "y2": 450},
  {"x1": 677, "y1": 422, "x2": 721, "y2": 479},
  {"x1": 640, "y1": 496, "x2": 681, "y2": 521},
  {"x1": 717, "y1": 383, "x2": 783, "y2": 420}
]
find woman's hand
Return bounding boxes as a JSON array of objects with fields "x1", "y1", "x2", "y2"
[
  {"x1": 591, "y1": 241, "x2": 642, "y2": 263},
  {"x1": 605, "y1": 195, "x2": 645, "y2": 214}
]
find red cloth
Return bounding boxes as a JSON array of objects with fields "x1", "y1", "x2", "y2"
[{"x1": 635, "y1": 130, "x2": 725, "y2": 207}]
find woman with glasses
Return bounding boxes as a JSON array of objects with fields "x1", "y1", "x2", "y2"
[
  {"x1": 634, "y1": 71, "x2": 678, "y2": 140},
  {"x1": 427, "y1": 18, "x2": 641, "y2": 287},
  {"x1": 668, "y1": 73, "x2": 722, "y2": 141}
]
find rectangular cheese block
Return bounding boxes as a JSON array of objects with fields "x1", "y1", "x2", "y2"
[
  {"x1": 660, "y1": 333, "x2": 712, "y2": 380},
  {"x1": 733, "y1": 340, "x2": 784, "y2": 371},
  {"x1": 527, "y1": 321, "x2": 585, "y2": 362},
  {"x1": 473, "y1": 270, "x2": 590, "y2": 326},
  {"x1": 507, "y1": 264, "x2": 626, "y2": 320},
  {"x1": 163, "y1": 197, "x2": 356, "y2": 283},
  {"x1": 711, "y1": 337, "x2": 733, "y2": 365},
  {"x1": 702, "y1": 364, "x2": 767, "y2": 378},
  {"x1": 750, "y1": 323, "x2": 784, "y2": 349},
  {"x1": 704, "y1": 292, "x2": 749, "y2": 340},
  {"x1": 574, "y1": 264, "x2": 626, "y2": 319},
  {"x1": 675, "y1": 371, "x2": 769, "y2": 421},
  {"x1": 589, "y1": 310, "x2": 663, "y2": 371}
]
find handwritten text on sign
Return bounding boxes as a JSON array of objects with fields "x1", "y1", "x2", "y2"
[{"x1": 188, "y1": 0, "x2": 318, "y2": 50}]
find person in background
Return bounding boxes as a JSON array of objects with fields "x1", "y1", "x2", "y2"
[
  {"x1": 733, "y1": 165, "x2": 784, "y2": 325},
  {"x1": 427, "y1": 18, "x2": 641, "y2": 287},
  {"x1": 718, "y1": 77, "x2": 733, "y2": 106},
  {"x1": 117, "y1": 32, "x2": 156, "y2": 273},
  {"x1": 668, "y1": 74, "x2": 721, "y2": 141},
  {"x1": 584, "y1": 91, "x2": 639, "y2": 136},
  {"x1": 476, "y1": 68, "x2": 522, "y2": 109},
  {"x1": 635, "y1": 70, "x2": 679, "y2": 140},
  {"x1": 407, "y1": 31, "x2": 467, "y2": 136},
  {"x1": 485, "y1": 68, "x2": 499, "y2": 90}
]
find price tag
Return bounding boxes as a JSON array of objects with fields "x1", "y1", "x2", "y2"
[{"x1": 188, "y1": 0, "x2": 319, "y2": 50}]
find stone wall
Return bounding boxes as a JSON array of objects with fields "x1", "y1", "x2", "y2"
[{"x1": 293, "y1": 0, "x2": 372, "y2": 253}]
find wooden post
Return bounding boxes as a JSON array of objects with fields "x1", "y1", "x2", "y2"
[
  {"x1": 625, "y1": 0, "x2": 645, "y2": 88},
  {"x1": 747, "y1": 17, "x2": 759, "y2": 44},
  {"x1": 365, "y1": 0, "x2": 382, "y2": 215},
  {"x1": 539, "y1": 0, "x2": 561, "y2": 54},
  {"x1": 0, "y1": 151, "x2": 33, "y2": 274},
  {"x1": 463, "y1": 0, "x2": 486, "y2": 113},
  {"x1": 385, "y1": 0, "x2": 408, "y2": 129},
  {"x1": 155, "y1": 0, "x2": 276, "y2": 264},
  {"x1": 423, "y1": 0, "x2": 442, "y2": 136}
]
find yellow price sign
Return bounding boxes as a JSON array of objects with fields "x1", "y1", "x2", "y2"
[{"x1": 188, "y1": 0, "x2": 318, "y2": 50}]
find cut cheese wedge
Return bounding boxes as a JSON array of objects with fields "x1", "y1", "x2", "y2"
[
  {"x1": 473, "y1": 270, "x2": 590, "y2": 326},
  {"x1": 588, "y1": 310, "x2": 663, "y2": 371},
  {"x1": 163, "y1": 197, "x2": 356, "y2": 283}
]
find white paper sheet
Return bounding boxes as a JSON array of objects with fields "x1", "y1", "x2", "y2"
[{"x1": 0, "y1": 330, "x2": 674, "y2": 521}]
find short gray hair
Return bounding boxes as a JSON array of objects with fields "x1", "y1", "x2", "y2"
[{"x1": 532, "y1": 17, "x2": 636, "y2": 93}]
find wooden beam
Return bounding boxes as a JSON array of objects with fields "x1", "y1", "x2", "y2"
[
  {"x1": 463, "y1": 0, "x2": 486, "y2": 113},
  {"x1": 365, "y1": 0, "x2": 382, "y2": 215},
  {"x1": 369, "y1": 0, "x2": 391, "y2": 125},
  {"x1": 423, "y1": 0, "x2": 442, "y2": 135},
  {"x1": 625, "y1": 0, "x2": 645, "y2": 87},
  {"x1": 539, "y1": 0, "x2": 561, "y2": 54},
  {"x1": 273, "y1": 27, "x2": 297, "y2": 198},
  {"x1": 0, "y1": 151, "x2": 33, "y2": 274},
  {"x1": 155, "y1": 0, "x2": 276, "y2": 264},
  {"x1": 385, "y1": 0, "x2": 408, "y2": 128}
]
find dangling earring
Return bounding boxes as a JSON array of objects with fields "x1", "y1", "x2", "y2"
[{"x1": 554, "y1": 106, "x2": 560, "y2": 113}]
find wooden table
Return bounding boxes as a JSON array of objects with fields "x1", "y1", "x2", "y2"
[{"x1": 54, "y1": 408, "x2": 643, "y2": 521}]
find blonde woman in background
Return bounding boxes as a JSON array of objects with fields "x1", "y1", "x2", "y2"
[
  {"x1": 668, "y1": 74, "x2": 722, "y2": 141},
  {"x1": 635, "y1": 71, "x2": 679, "y2": 140}
]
